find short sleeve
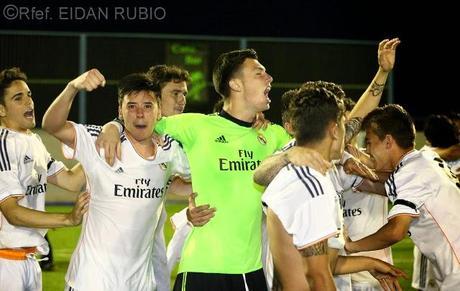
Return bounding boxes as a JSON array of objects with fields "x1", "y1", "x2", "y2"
[
  {"x1": 46, "y1": 157, "x2": 65, "y2": 177},
  {"x1": 155, "y1": 114, "x2": 200, "y2": 146},
  {"x1": 386, "y1": 171, "x2": 426, "y2": 219},
  {"x1": 169, "y1": 143, "x2": 191, "y2": 181},
  {"x1": 262, "y1": 167, "x2": 338, "y2": 249},
  {"x1": 61, "y1": 122, "x2": 98, "y2": 167},
  {"x1": 0, "y1": 131, "x2": 24, "y2": 201}
]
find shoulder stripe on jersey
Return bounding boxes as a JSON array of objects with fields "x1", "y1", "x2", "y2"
[
  {"x1": 298, "y1": 166, "x2": 322, "y2": 196},
  {"x1": 350, "y1": 176, "x2": 359, "y2": 188},
  {"x1": 281, "y1": 140, "x2": 297, "y2": 152},
  {"x1": 290, "y1": 164, "x2": 323, "y2": 197},
  {"x1": 394, "y1": 199, "x2": 416, "y2": 210},
  {"x1": 305, "y1": 167, "x2": 324, "y2": 195},
  {"x1": 386, "y1": 173, "x2": 397, "y2": 198},
  {"x1": 162, "y1": 135, "x2": 173, "y2": 151},
  {"x1": 47, "y1": 158, "x2": 55, "y2": 170},
  {"x1": 120, "y1": 133, "x2": 127, "y2": 143},
  {"x1": 291, "y1": 165, "x2": 316, "y2": 197},
  {"x1": 0, "y1": 129, "x2": 11, "y2": 171}
]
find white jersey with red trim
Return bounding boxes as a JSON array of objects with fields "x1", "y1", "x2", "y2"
[
  {"x1": 63, "y1": 123, "x2": 190, "y2": 291},
  {"x1": 0, "y1": 128, "x2": 64, "y2": 254},
  {"x1": 385, "y1": 150, "x2": 460, "y2": 287},
  {"x1": 262, "y1": 163, "x2": 338, "y2": 250}
]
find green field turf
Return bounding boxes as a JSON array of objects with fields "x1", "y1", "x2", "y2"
[{"x1": 43, "y1": 205, "x2": 416, "y2": 290}]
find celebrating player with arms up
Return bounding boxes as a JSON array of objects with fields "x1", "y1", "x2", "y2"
[{"x1": 42, "y1": 69, "x2": 190, "y2": 291}]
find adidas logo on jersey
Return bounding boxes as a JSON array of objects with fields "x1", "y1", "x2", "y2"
[
  {"x1": 115, "y1": 167, "x2": 124, "y2": 174},
  {"x1": 24, "y1": 155, "x2": 33, "y2": 164},
  {"x1": 215, "y1": 135, "x2": 228, "y2": 143}
]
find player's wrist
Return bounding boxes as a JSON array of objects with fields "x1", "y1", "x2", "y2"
[
  {"x1": 344, "y1": 242, "x2": 357, "y2": 254},
  {"x1": 108, "y1": 118, "x2": 125, "y2": 135}
]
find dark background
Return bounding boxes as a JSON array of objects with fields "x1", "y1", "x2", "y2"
[{"x1": 1, "y1": 0, "x2": 458, "y2": 128}]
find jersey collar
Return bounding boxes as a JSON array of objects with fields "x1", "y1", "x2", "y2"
[{"x1": 219, "y1": 110, "x2": 253, "y2": 128}]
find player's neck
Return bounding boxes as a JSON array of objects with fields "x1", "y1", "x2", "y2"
[
  {"x1": 125, "y1": 131, "x2": 157, "y2": 158},
  {"x1": 391, "y1": 147, "x2": 415, "y2": 169},
  {"x1": 224, "y1": 98, "x2": 256, "y2": 123},
  {"x1": 301, "y1": 139, "x2": 333, "y2": 162},
  {"x1": 0, "y1": 122, "x2": 32, "y2": 134}
]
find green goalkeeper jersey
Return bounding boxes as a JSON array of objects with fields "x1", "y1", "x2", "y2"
[{"x1": 155, "y1": 111, "x2": 290, "y2": 274}]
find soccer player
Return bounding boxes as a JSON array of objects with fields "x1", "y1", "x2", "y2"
[
  {"x1": 146, "y1": 64, "x2": 216, "y2": 272},
  {"x1": 257, "y1": 87, "x2": 405, "y2": 290},
  {"x1": 340, "y1": 98, "x2": 393, "y2": 291},
  {"x1": 42, "y1": 69, "x2": 191, "y2": 291},
  {"x1": 98, "y1": 49, "x2": 332, "y2": 290},
  {"x1": 262, "y1": 86, "x2": 345, "y2": 290},
  {"x1": 0, "y1": 67, "x2": 89, "y2": 291},
  {"x1": 345, "y1": 104, "x2": 460, "y2": 289},
  {"x1": 411, "y1": 114, "x2": 460, "y2": 291}
]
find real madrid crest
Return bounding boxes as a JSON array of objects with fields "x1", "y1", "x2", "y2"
[{"x1": 257, "y1": 133, "x2": 267, "y2": 145}]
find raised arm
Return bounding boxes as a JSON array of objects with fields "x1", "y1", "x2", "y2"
[
  {"x1": 349, "y1": 38, "x2": 400, "y2": 120},
  {"x1": 42, "y1": 69, "x2": 106, "y2": 147}
]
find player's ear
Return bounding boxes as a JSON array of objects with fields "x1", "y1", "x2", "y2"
[
  {"x1": 118, "y1": 105, "x2": 123, "y2": 120},
  {"x1": 229, "y1": 78, "x2": 242, "y2": 92},
  {"x1": 283, "y1": 121, "x2": 294, "y2": 136},
  {"x1": 330, "y1": 122, "x2": 339, "y2": 140}
]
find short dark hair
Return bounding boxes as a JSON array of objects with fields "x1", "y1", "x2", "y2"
[
  {"x1": 362, "y1": 104, "x2": 416, "y2": 149},
  {"x1": 424, "y1": 114, "x2": 459, "y2": 148},
  {"x1": 117, "y1": 73, "x2": 158, "y2": 105},
  {"x1": 212, "y1": 49, "x2": 258, "y2": 99},
  {"x1": 290, "y1": 87, "x2": 345, "y2": 145},
  {"x1": 146, "y1": 65, "x2": 190, "y2": 96},
  {"x1": 280, "y1": 89, "x2": 298, "y2": 125},
  {"x1": 301, "y1": 80, "x2": 346, "y2": 100},
  {"x1": 0, "y1": 67, "x2": 28, "y2": 105}
]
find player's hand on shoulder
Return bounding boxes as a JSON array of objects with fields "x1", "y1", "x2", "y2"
[
  {"x1": 252, "y1": 112, "x2": 271, "y2": 130},
  {"x1": 96, "y1": 123, "x2": 122, "y2": 166},
  {"x1": 69, "y1": 69, "x2": 106, "y2": 92},
  {"x1": 287, "y1": 146, "x2": 331, "y2": 174}
]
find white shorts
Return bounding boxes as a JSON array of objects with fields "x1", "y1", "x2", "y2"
[
  {"x1": 412, "y1": 246, "x2": 439, "y2": 291},
  {"x1": 0, "y1": 256, "x2": 42, "y2": 291}
]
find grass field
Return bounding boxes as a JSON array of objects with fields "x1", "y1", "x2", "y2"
[{"x1": 43, "y1": 205, "x2": 417, "y2": 290}]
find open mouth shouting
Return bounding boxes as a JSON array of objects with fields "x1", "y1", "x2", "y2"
[
  {"x1": 24, "y1": 108, "x2": 34, "y2": 119},
  {"x1": 264, "y1": 86, "x2": 272, "y2": 103}
]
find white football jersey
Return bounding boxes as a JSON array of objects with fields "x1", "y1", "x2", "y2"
[
  {"x1": 385, "y1": 150, "x2": 460, "y2": 287},
  {"x1": 0, "y1": 128, "x2": 64, "y2": 254},
  {"x1": 343, "y1": 185, "x2": 392, "y2": 289},
  {"x1": 262, "y1": 164, "x2": 338, "y2": 249},
  {"x1": 63, "y1": 123, "x2": 190, "y2": 291}
]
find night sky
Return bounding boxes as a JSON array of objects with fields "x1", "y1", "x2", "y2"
[{"x1": 1, "y1": 0, "x2": 458, "y2": 126}]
